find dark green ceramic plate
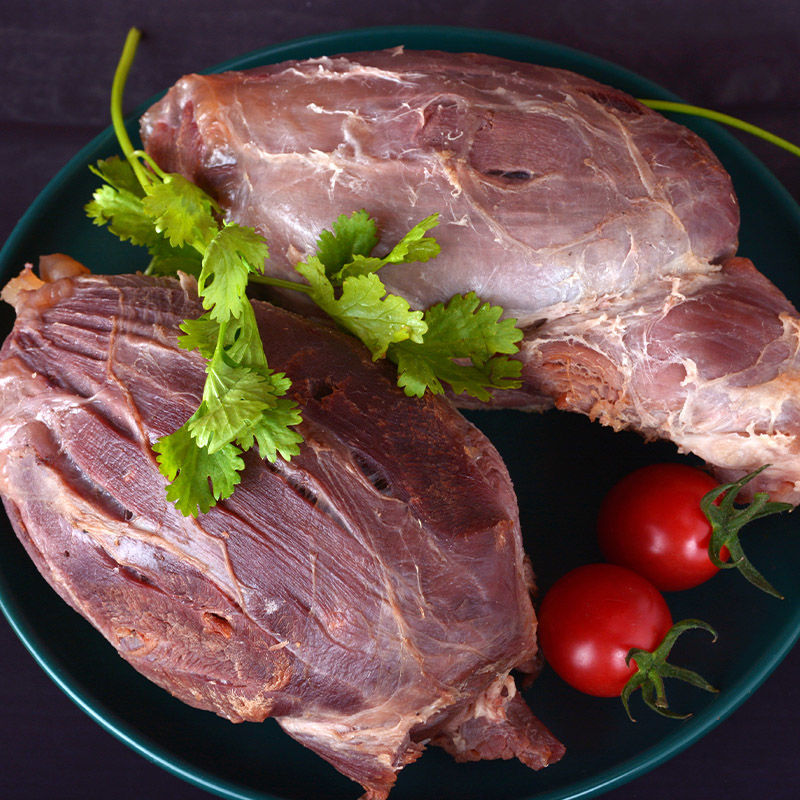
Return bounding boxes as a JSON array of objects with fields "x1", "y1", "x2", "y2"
[{"x1": 0, "y1": 25, "x2": 798, "y2": 800}]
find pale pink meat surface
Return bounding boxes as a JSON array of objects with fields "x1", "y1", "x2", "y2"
[
  {"x1": 141, "y1": 48, "x2": 800, "y2": 501},
  {"x1": 0, "y1": 270, "x2": 563, "y2": 799},
  {"x1": 141, "y1": 49, "x2": 738, "y2": 326}
]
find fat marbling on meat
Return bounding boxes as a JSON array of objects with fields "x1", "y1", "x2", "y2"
[
  {"x1": 141, "y1": 48, "x2": 800, "y2": 502},
  {"x1": 0, "y1": 265, "x2": 563, "y2": 799}
]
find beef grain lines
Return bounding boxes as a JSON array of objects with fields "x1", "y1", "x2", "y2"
[{"x1": 0, "y1": 266, "x2": 563, "y2": 800}]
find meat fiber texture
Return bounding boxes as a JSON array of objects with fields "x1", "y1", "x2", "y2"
[
  {"x1": 0, "y1": 266, "x2": 564, "y2": 799},
  {"x1": 141, "y1": 48, "x2": 800, "y2": 503}
]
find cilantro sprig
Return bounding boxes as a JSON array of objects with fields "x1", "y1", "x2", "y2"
[
  {"x1": 288, "y1": 211, "x2": 523, "y2": 399},
  {"x1": 89, "y1": 28, "x2": 302, "y2": 516},
  {"x1": 87, "y1": 28, "x2": 522, "y2": 516}
]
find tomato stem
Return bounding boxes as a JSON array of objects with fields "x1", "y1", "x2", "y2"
[
  {"x1": 701, "y1": 466, "x2": 791, "y2": 599},
  {"x1": 621, "y1": 619, "x2": 718, "y2": 722}
]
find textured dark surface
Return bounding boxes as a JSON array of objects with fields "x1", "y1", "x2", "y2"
[
  {"x1": 0, "y1": 272, "x2": 555, "y2": 798},
  {"x1": 0, "y1": 2, "x2": 799, "y2": 799}
]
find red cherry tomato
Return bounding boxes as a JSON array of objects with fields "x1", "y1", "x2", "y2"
[
  {"x1": 537, "y1": 564, "x2": 673, "y2": 697},
  {"x1": 597, "y1": 463, "x2": 729, "y2": 592}
]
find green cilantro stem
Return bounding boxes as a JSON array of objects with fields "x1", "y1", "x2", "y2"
[
  {"x1": 134, "y1": 149, "x2": 168, "y2": 181},
  {"x1": 248, "y1": 273, "x2": 314, "y2": 295},
  {"x1": 639, "y1": 100, "x2": 800, "y2": 159},
  {"x1": 111, "y1": 27, "x2": 150, "y2": 188},
  {"x1": 213, "y1": 319, "x2": 229, "y2": 361}
]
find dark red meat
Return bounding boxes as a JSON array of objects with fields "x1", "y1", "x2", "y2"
[{"x1": 0, "y1": 267, "x2": 563, "y2": 799}]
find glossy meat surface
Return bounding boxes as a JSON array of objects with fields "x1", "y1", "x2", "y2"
[
  {"x1": 521, "y1": 257, "x2": 800, "y2": 501},
  {"x1": 0, "y1": 269, "x2": 563, "y2": 798},
  {"x1": 141, "y1": 49, "x2": 800, "y2": 501},
  {"x1": 141, "y1": 49, "x2": 738, "y2": 328}
]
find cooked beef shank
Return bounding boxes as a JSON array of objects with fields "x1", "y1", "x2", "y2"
[
  {"x1": 0, "y1": 266, "x2": 563, "y2": 799},
  {"x1": 140, "y1": 48, "x2": 800, "y2": 502}
]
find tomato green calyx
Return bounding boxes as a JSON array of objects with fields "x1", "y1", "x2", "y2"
[
  {"x1": 700, "y1": 466, "x2": 792, "y2": 599},
  {"x1": 622, "y1": 618, "x2": 718, "y2": 722}
]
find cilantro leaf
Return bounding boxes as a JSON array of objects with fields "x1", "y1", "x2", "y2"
[
  {"x1": 331, "y1": 274, "x2": 427, "y2": 358},
  {"x1": 179, "y1": 299, "x2": 269, "y2": 367},
  {"x1": 87, "y1": 183, "x2": 204, "y2": 277},
  {"x1": 380, "y1": 213, "x2": 441, "y2": 265},
  {"x1": 294, "y1": 254, "x2": 336, "y2": 302},
  {"x1": 89, "y1": 156, "x2": 146, "y2": 197},
  {"x1": 332, "y1": 212, "x2": 440, "y2": 283},
  {"x1": 316, "y1": 210, "x2": 379, "y2": 278},
  {"x1": 222, "y1": 300, "x2": 270, "y2": 370},
  {"x1": 199, "y1": 225, "x2": 269, "y2": 322},
  {"x1": 86, "y1": 184, "x2": 158, "y2": 248},
  {"x1": 188, "y1": 360, "x2": 280, "y2": 453},
  {"x1": 423, "y1": 291, "x2": 524, "y2": 360},
  {"x1": 146, "y1": 242, "x2": 204, "y2": 277},
  {"x1": 295, "y1": 256, "x2": 426, "y2": 358},
  {"x1": 387, "y1": 292, "x2": 523, "y2": 400},
  {"x1": 154, "y1": 422, "x2": 244, "y2": 516},
  {"x1": 178, "y1": 314, "x2": 219, "y2": 358},
  {"x1": 237, "y1": 397, "x2": 304, "y2": 462},
  {"x1": 392, "y1": 342, "x2": 522, "y2": 400},
  {"x1": 141, "y1": 174, "x2": 219, "y2": 250},
  {"x1": 332, "y1": 254, "x2": 386, "y2": 280},
  {"x1": 86, "y1": 161, "x2": 205, "y2": 277}
]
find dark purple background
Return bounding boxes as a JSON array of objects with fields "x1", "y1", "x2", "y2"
[{"x1": 1, "y1": 2, "x2": 799, "y2": 799}]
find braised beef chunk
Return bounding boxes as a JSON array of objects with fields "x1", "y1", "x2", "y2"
[
  {"x1": 0, "y1": 270, "x2": 563, "y2": 799},
  {"x1": 141, "y1": 49, "x2": 800, "y2": 503},
  {"x1": 141, "y1": 49, "x2": 738, "y2": 325}
]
